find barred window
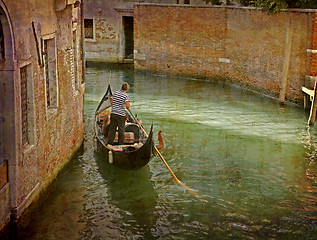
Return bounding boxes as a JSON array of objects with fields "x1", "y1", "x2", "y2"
[
  {"x1": 20, "y1": 64, "x2": 34, "y2": 147},
  {"x1": 43, "y1": 38, "x2": 57, "y2": 109},
  {"x1": 84, "y1": 19, "x2": 94, "y2": 39},
  {"x1": 20, "y1": 66, "x2": 28, "y2": 145}
]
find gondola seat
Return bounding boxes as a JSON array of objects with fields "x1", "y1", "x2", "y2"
[
  {"x1": 125, "y1": 123, "x2": 140, "y2": 143},
  {"x1": 113, "y1": 132, "x2": 135, "y2": 144},
  {"x1": 102, "y1": 122, "x2": 140, "y2": 144}
]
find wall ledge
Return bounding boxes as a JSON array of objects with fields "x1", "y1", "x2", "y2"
[
  {"x1": 114, "y1": 8, "x2": 134, "y2": 13},
  {"x1": 134, "y1": 3, "x2": 317, "y2": 13}
]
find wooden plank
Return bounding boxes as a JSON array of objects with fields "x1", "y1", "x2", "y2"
[{"x1": 302, "y1": 86, "x2": 314, "y2": 97}]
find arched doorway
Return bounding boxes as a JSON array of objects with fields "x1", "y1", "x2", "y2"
[{"x1": 0, "y1": 0, "x2": 16, "y2": 231}]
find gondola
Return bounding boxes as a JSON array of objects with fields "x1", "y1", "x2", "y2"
[{"x1": 94, "y1": 85, "x2": 155, "y2": 170}]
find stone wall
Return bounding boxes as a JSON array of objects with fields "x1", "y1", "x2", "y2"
[
  {"x1": 134, "y1": 4, "x2": 317, "y2": 103},
  {"x1": 0, "y1": 0, "x2": 84, "y2": 232}
]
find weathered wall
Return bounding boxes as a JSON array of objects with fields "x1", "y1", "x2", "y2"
[
  {"x1": 84, "y1": 0, "x2": 205, "y2": 62},
  {"x1": 134, "y1": 4, "x2": 317, "y2": 103},
  {"x1": 0, "y1": 0, "x2": 84, "y2": 232}
]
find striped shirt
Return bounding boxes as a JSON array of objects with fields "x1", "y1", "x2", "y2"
[{"x1": 111, "y1": 90, "x2": 130, "y2": 117}]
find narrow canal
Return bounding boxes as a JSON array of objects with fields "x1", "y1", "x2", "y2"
[{"x1": 20, "y1": 63, "x2": 317, "y2": 239}]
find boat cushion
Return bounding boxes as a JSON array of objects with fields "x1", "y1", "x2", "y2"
[
  {"x1": 125, "y1": 123, "x2": 140, "y2": 142},
  {"x1": 113, "y1": 132, "x2": 135, "y2": 144}
]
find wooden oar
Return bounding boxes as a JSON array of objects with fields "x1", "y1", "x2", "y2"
[{"x1": 128, "y1": 109, "x2": 204, "y2": 200}]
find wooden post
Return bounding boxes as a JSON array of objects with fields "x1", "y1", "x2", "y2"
[
  {"x1": 280, "y1": 21, "x2": 293, "y2": 104},
  {"x1": 309, "y1": 80, "x2": 317, "y2": 125},
  {"x1": 304, "y1": 94, "x2": 310, "y2": 110}
]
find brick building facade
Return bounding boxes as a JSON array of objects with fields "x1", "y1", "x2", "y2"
[
  {"x1": 134, "y1": 4, "x2": 317, "y2": 103},
  {"x1": 0, "y1": 0, "x2": 84, "y2": 232}
]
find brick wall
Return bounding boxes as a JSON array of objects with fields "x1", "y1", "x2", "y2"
[
  {"x1": 311, "y1": 12, "x2": 317, "y2": 77},
  {"x1": 134, "y1": 4, "x2": 317, "y2": 103},
  {"x1": 13, "y1": 4, "x2": 85, "y2": 214}
]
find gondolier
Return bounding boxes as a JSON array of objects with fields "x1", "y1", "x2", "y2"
[
  {"x1": 108, "y1": 82, "x2": 131, "y2": 145},
  {"x1": 95, "y1": 85, "x2": 158, "y2": 170}
]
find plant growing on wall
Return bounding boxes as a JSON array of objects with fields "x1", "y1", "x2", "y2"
[
  {"x1": 202, "y1": 0, "x2": 317, "y2": 12},
  {"x1": 253, "y1": 0, "x2": 317, "y2": 12},
  {"x1": 203, "y1": 0, "x2": 233, "y2": 5}
]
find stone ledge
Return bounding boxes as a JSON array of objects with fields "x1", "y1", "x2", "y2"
[{"x1": 135, "y1": 3, "x2": 317, "y2": 13}]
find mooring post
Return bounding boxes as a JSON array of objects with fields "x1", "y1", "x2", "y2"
[{"x1": 308, "y1": 79, "x2": 317, "y2": 125}]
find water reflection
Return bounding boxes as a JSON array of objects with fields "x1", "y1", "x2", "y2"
[{"x1": 95, "y1": 151, "x2": 158, "y2": 237}]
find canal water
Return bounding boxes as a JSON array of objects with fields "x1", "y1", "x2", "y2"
[{"x1": 20, "y1": 63, "x2": 317, "y2": 239}]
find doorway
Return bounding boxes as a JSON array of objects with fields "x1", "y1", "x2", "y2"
[{"x1": 123, "y1": 16, "x2": 134, "y2": 59}]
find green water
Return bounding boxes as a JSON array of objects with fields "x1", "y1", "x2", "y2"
[{"x1": 19, "y1": 63, "x2": 317, "y2": 239}]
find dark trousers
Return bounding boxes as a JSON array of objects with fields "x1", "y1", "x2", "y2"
[{"x1": 108, "y1": 113, "x2": 126, "y2": 145}]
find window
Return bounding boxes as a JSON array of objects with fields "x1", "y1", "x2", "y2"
[
  {"x1": 21, "y1": 66, "x2": 28, "y2": 145},
  {"x1": 43, "y1": 38, "x2": 58, "y2": 109},
  {"x1": 0, "y1": 19, "x2": 4, "y2": 61},
  {"x1": 84, "y1": 19, "x2": 94, "y2": 39},
  {"x1": 73, "y1": 30, "x2": 79, "y2": 90},
  {"x1": 184, "y1": 0, "x2": 190, "y2": 4},
  {"x1": 20, "y1": 64, "x2": 35, "y2": 146}
]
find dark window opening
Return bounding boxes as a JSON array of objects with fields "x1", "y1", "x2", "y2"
[
  {"x1": 84, "y1": 19, "x2": 94, "y2": 39},
  {"x1": 123, "y1": 16, "x2": 134, "y2": 59},
  {"x1": 0, "y1": 19, "x2": 4, "y2": 61},
  {"x1": 184, "y1": 0, "x2": 190, "y2": 4}
]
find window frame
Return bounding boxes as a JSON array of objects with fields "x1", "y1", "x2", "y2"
[
  {"x1": 42, "y1": 34, "x2": 59, "y2": 113},
  {"x1": 84, "y1": 18, "x2": 96, "y2": 42}
]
